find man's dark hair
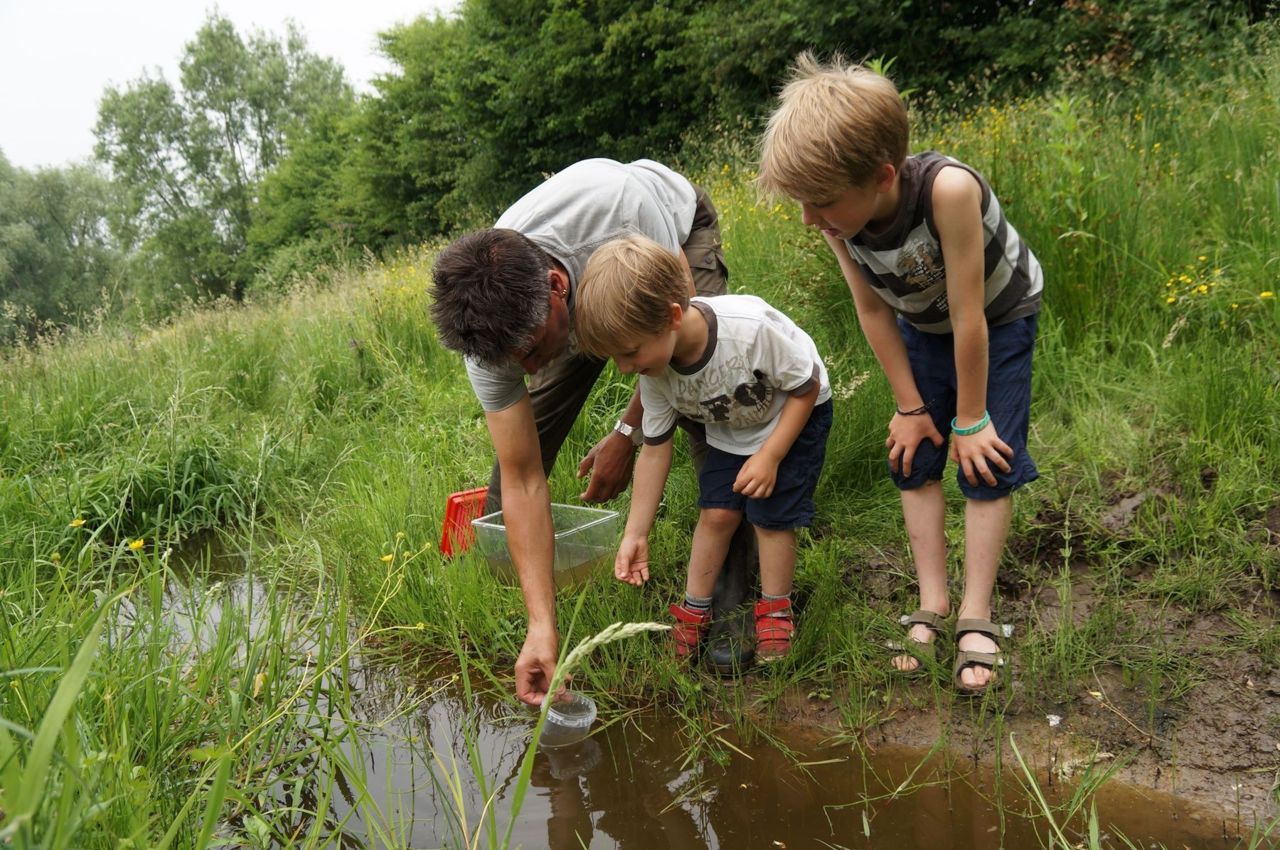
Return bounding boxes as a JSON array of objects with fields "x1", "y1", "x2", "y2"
[{"x1": 430, "y1": 229, "x2": 552, "y2": 367}]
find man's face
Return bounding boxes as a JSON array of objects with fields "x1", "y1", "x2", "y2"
[{"x1": 512, "y1": 279, "x2": 571, "y2": 375}]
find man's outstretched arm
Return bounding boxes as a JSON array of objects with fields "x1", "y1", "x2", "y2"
[{"x1": 487, "y1": 395, "x2": 559, "y2": 706}]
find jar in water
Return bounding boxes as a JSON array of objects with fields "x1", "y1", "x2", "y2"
[{"x1": 539, "y1": 691, "x2": 597, "y2": 748}]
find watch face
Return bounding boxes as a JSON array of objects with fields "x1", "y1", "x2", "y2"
[{"x1": 616, "y1": 421, "x2": 642, "y2": 446}]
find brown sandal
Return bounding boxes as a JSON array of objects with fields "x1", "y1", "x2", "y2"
[
  {"x1": 952, "y1": 618, "x2": 1005, "y2": 694},
  {"x1": 888, "y1": 609, "x2": 947, "y2": 675}
]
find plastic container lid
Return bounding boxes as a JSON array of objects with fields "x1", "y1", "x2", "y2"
[{"x1": 539, "y1": 691, "x2": 597, "y2": 748}]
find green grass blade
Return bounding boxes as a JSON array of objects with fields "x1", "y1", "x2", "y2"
[{"x1": 8, "y1": 592, "x2": 120, "y2": 825}]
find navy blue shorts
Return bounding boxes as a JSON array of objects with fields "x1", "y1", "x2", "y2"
[
  {"x1": 697, "y1": 400, "x2": 833, "y2": 530},
  {"x1": 891, "y1": 314, "x2": 1039, "y2": 500}
]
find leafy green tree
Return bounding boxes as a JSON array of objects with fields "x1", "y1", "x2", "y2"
[
  {"x1": 95, "y1": 14, "x2": 352, "y2": 300},
  {"x1": 0, "y1": 152, "x2": 122, "y2": 343},
  {"x1": 343, "y1": 13, "x2": 474, "y2": 242},
  {"x1": 446, "y1": 0, "x2": 706, "y2": 211}
]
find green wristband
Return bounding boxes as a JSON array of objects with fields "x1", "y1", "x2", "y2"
[{"x1": 951, "y1": 411, "x2": 991, "y2": 436}]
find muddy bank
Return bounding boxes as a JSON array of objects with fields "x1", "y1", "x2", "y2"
[{"x1": 780, "y1": 488, "x2": 1280, "y2": 833}]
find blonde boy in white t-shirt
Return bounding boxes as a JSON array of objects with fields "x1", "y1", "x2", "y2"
[{"x1": 574, "y1": 235, "x2": 833, "y2": 664}]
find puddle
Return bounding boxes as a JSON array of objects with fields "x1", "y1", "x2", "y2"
[
  {"x1": 318, "y1": 683, "x2": 1247, "y2": 849},
  {"x1": 108, "y1": 543, "x2": 1263, "y2": 849}
]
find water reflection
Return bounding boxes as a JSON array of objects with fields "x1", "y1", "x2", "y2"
[{"x1": 332, "y1": 680, "x2": 1243, "y2": 850}]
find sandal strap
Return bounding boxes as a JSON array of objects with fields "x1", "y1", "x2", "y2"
[
  {"x1": 953, "y1": 649, "x2": 1001, "y2": 672},
  {"x1": 955, "y1": 618, "x2": 1001, "y2": 643},
  {"x1": 753, "y1": 598, "x2": 791, "y2": 617},
  {"x1": 905, "y1": 609, "x2": 947, "y2": 634},
  {"x1": 756, "y1": 617, "x2": 795, "y2": 639},
  {"x1": 670, "y1": 603, "x2": 711, "y2": 625}
]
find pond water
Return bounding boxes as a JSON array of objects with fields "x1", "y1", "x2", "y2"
[
  {"x1": 322, "y1": 679, "x2": 1243, "y2": 849},
  {"x1": 125, "y1": 548, "x2": 1252, "y2": 849}
]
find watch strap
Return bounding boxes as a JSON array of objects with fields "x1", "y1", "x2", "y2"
[{"x1": 614, "y1": 419, "x2": 643, "y2": 447}]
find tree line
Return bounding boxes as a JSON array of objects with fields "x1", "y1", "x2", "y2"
[{"x1": 0, "y1": 0, "x2": 1264, "y2": 344}]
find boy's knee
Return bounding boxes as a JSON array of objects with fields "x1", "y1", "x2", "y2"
[
  {"x1": 699, "y1": 508, "x2": 743, "y2": 535},
  {"x1": 889, "y1": 441, "x2": 947, "y2": 490}
]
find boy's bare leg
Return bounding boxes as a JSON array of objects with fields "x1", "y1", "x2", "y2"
[
  {"x1": 686, "y1": 508, "x2": 742, "y2": 599},
  {"x1": 754, "y1": 527, "x2": 797, "y2": 597},
  {"x1": 896, "y1": 481, "x2": 949, "y2": 672},
  {"x1": 956, "y1": 496, "x2": 1012, "y2": 688}
]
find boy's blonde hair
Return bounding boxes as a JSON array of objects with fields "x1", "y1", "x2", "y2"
[
  {"x1": 575, "y1": 235, "x2": 690, "y2": 359},
  {"x1": 758, "y1": 52, "x2": 909, "y2": 202}
]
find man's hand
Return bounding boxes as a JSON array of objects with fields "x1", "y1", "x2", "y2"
[
  {"x1": 949, "y1": 422, "x2": 1013, "y2": 487},
  {"x1": 886, "y1": 412, "x2": 945, "y2": 476},
  {"x1": 733, "y1": 453, "x2": 781, "y2": 499},
  {"x1": 614, "y1": 535, "x2": 650, "y2": 586},
  {"x1": 515, "y1": 623, "x2": 559, "y2": 707},
  {"x1": 577, "y1": 430, "x2": 637, "y2": 502}
]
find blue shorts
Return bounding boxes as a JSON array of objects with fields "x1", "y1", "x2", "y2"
[
  {"x1": 891, "y1": 314, "x2": 1039, "y2": 500},
  {"x1": 698, "y1": 400, "x2": 833, "y2": 530}
]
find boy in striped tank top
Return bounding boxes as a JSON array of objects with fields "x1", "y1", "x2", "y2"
[{"x1": 758, "y1": 53, "x2": 1043, "y2": 694}]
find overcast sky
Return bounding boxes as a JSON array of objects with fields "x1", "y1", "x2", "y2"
[{"x1": 0, "y1": 0, "x2": 458, "y2": 171}]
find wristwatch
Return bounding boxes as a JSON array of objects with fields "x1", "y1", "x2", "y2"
[{"x1": 613, "y1": 419, "x2": 643, "y2": 447}]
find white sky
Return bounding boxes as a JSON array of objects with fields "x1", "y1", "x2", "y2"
[{"x1": 0, "y1": 0, "x2": 458, "y2": 171}]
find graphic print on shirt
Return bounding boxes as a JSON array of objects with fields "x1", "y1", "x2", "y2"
[
  {"x1": 897, "y1": 236, "x2": 945, "y2": 292},
  {"x1": 684, "y1": 358, "x2": 776, "y2": 426}
]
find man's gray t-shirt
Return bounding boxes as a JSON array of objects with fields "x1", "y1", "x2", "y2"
[{"x1": 465, "y1": 159, "x2": 697, "y2": 413}]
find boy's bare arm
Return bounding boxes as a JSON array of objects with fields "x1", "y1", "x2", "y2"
[
  {"x1": 822, "y1": 232, "x2": 942, "y2": 475},
  {"x1": 625, "y1": 440, "x2": 674, "y2": 537},
  {"x1": 823, "y1": 233, "x2": 921, "y2": 408},
  {"x1": 932, "y1": 166, "x2": 1012, "y2": 486},
  {"x1": 734, "y1": 384, "x2": 818, "y2": 498},
  {"x1": 616, "y1": 440, "x2": 673, "y2": 585}
]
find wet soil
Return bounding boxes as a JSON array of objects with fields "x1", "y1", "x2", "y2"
[{"x1": 786, "y1": 484, "x2": 1280, "y2": 835}]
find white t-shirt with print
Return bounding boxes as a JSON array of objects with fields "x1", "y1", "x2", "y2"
[{"x1": 640, "y1": 295, "x2": 831, "y2": 455}]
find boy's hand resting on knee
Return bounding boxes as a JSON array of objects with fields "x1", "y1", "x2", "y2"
[
  {"x1": 733, "y1": 453, "x2": 780, "y2": 499},
  {"x1": 615, "y1": 536, "x2": 651, "y2": 586},
  {"x1": 950, "y1": 424, "x2": 1013, "y2": 486},
  {"x1": 887, "y1": 413, "x2": 945, "y2": 477}
]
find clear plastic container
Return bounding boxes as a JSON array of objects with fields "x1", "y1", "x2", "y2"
[
  {"x1": 538, "y1": 690, "x2": 597, "y2": 749},
  {"x1": 472, "y1": 504, "x2": 618, "y2": 588}
]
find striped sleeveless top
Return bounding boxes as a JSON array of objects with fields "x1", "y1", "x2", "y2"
[{"x1": 845, "y1": 152, "x2": 1042, "y2": 333}]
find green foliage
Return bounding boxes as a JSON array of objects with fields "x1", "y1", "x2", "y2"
[
  {"x1": 94, "y1": 14, "x2": 352, "y2": 301},
  {"x1": 302, "y1": 0, "x2": 1265, "y2": 248},
  {"x1": 0, "y1": 154, "x2": 122, "y2": 343}
]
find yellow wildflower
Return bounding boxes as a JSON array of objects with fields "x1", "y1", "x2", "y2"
[
  {"x1": 1166, "y1": 296, "x2": 1177, "y2": 305},
  {"x1": 1261, "y1": 291, "x2": 1275, "y2": 299},
  {"x1": 380, "y1": 554, "x2": 394, "y2": 563},
  {"x1": 129, "y1": 539, "x2": 145, "y2": 551},
  {"x1": 69, "y1": 518, "x2": 86, "y2": 528},
  {"x1": 1196, "y1": 284, "x2": 1209, "y2": 295},
  {"x1": 1198, "y1": 255, "x2": 1207, "y2": 262}
]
